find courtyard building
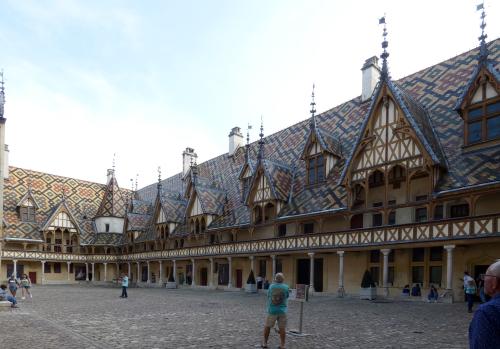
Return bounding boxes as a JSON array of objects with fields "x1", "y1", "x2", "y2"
[{"x1": 0, "y1": 26, "x2": 499, "y2": 303}]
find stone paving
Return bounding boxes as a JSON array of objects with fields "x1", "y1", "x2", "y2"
[{"x1": 0, "y1": 285, "x2": 473, "y2": 348}]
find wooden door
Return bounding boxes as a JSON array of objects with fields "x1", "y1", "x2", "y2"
[
  {"x1": 236, "y1": 269, "x2": 243, "y2": 288},
  {"x1": 29, "y1": 272, "x2": 37, "y2": 284},
  {"x1": 200, "y1": 268, "x2": 208, "y2": 286}
]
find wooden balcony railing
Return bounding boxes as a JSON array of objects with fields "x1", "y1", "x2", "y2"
[{"x1": 2, "y1": 214, "x2": 499, "y2": 262}]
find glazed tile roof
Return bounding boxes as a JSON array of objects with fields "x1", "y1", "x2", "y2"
[
  {"x1": 160, "y1": 192, "x2": 187, "y2": 223},
  {"x1": 90, "y1": 232, "x2": 124, "y2": 246},
  {"x1": 95, "y1": 174, "x2": 127, "y2": 218},
  {"x1": 3, "y1": 167, "x2": 121, "y2": 244}
]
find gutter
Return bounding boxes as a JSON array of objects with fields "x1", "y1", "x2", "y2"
[
  {"x1": 5, "y1": 237, "x2": 44, "y2": 243},
  {"x1": 277, "y1": 207, "x2": 346, "y2": 221},
  {"x1": 434, "y1": 180, "x2": 500, "y2": 197}
]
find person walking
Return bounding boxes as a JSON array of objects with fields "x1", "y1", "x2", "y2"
[
  {"x1": 0, "y1": 284, "x2": 18, "y2": 308},
  {"x1": 7, "y1": 275, "x2": 19, "y2": 298},
  {"x1": 20, "y1": 274, "x2": 32, "y2": 300},
  {"x1": 465, "y1": 279, "x2": 477, "y2": 313},
  {"x1": 469, "y1": 261, "x2": 500, "y2": 348},
  {"x1": 262, "y1": 272, "x2": 289, "y2": 349},
  {"x1": 120, "y1": 273, "x2": 129, "y2": 298}
]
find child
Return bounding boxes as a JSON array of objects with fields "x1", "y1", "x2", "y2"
[
  {"x1": 465, "y1": 279, "x2": 476, "y2": 313},
  {"x1": 20, "y1": 274, "x2": 32, "y2": 300}
]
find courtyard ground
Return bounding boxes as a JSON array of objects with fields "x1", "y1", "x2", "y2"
[{"x1": 0, "y1": 285, "x2": 472, "y2": 348}]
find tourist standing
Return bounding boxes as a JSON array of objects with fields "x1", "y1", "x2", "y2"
[
  {"x1": 120, "y1": 273, "x2": 129, "y2": 298},
  {"x1": 262, "y1": 272, "x2": 289, "y2": 349},
  {"x1": 8, "y1": 275, "x2": 19, "y2": 297},
  {"x1": 465, "y1": 280, "x2": 477, "y2": 313},
  {"x1": 20, "y1": 274, "x2": 32, "y2": 300},
  {"x1": 0, "y1": 284, "x2": 18, "y2": 308},
  {"x1": 469, "y1": 261, "x2": 500, "y2": 348}
]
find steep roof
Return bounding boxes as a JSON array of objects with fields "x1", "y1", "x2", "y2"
[{"x1": 95, "y1": 173, "x2": 127, "y2": 217}]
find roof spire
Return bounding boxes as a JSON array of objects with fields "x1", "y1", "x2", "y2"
[
  {"x1": 245, "y1": 123, "x2": 252, "y2": 162},
  {"x1": 0, "y1": 70, "x2": 5, "y2": 118},
  {"x1": 477, "y1": 1, "x2": 489, "y2": 63},
  {"x1": 257, "y1": 116, "x2": 265, "y2": 161},
  {"x1": 135, "y1": 174, "x2": 139, "y2": 192},
  {"x1": 157, "y1": 166, "x2": 162, "y2": 194},
  {"x1": 309, "y1": 84, "x2": 317, "y2": 130},
  {"x1": 112, "y1": 153, "x2": 116, "y2": 174},
  {"x1": 379, "y1": 15, "x2": 390, "y2": 81}
]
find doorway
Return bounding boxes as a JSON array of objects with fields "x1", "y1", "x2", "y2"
[
  {"x1": 218, "y1": 263, "x2": 229, "y2": 285},
  {"x1": 141, "y1": 266, "x2": 148, "y2": 282},
  {"x1": 296, "y1": 258, "x2": 324, "y2": 292},
  {"x1": 29, "y1": 272, "x2": 37, "y2": 284},
  {"x1": 236, "y1": 269, "x2": 243, "y2": 288},
  {"x1": 200, "y1": 267, "x2": 208, "y2": 286}
]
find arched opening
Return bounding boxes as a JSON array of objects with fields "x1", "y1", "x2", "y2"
[
  {"x1": 350, "y1": 214, "x2": 363, "y2": 229},
  {"x1": 264, "y1": 202, "x2": 275, "y2": 221},
  {"x1": 253, "y1": 205, "x2": 262, "y2": 224},
  {"x1": 368, "y1": 169, "x2": 385, "y2": 188},
  {"x1": 195, "y1": 219, "x2": 200, "y2": 234},
  {"x1": 352, "y1": 183, "x2": 365, "y2": 209}
]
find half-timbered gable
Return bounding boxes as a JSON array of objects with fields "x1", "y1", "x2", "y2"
[{"x1": 41, "y1": 200, "x2": 81, "y2": 253}]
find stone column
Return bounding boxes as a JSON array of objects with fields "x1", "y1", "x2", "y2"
[
  {"x1": 137, "y1": 262, "x2": 140, "y2": 283},
  {"x1": 271, "y1": 255, "x2": 276, "y2": 279},
  {"x1": 173, "y1": 260, "x2": 177, "y2": 282},
  {"x1": 147, "y1": 261, "x2": 150, "y2": 284},
  {"x1": 85, "y1": 263, "x2": 89, "y2": 281},
  {"x1": 337, "y1": 251, "x2": 345, "y2": 297},
  {"x1": 115, "y1": 263, "x2": 120, "y2": 279},
  {"x1": 41, "y1": 261, "x2": 46, "y2": 285},
  {"x1": 13, "y1": 259, "x2": 17, "y2": 278},
  {"x1": 158, "y1": 261, "x2": 163, "y2": 285},
  {"x1": 444, "y1": 245, "x2": 455, "y2": 299},
  {"x1": 209, "y1": 258, "x2": 214, "y2": 287},
  {"x1": 249, "y1": 255, "x2": 255, "y2": 273},
  {"x1": 91, "y1": 263, "x2": 95, "y2": 282},
  {"x1": 191, "y1": 259, "x2": 196, "y2": 287},
  {"x1": 127, "y1": 262, "x2": 131, "y2": 278},
  {"x1": 104, "y1": 263, "x2": 108, "y2": 282},
  {"x1": 67, "y1": 262, "x2": 71, "y2": 281},
  {"x1": 308, "y1": 252, "x2": 315, "y2": 293},
  {"x1": 381, "y1": 249, "x2": 391, "y2": 297},
  {"x1": 228, "y1": 256, "x2": 232, "y2": 288}
]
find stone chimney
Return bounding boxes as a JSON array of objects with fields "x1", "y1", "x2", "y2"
[
  {"x1": 106, "y1": 169, "x2": 114, "y2": 183},
  {"x1": 361, "y1": 56, "x2": 381, "y2": 102},
  {"x1": 228, "y1": 127, "x2": 244, "y2": 156},
  {"x1": 182, "y1": 147, "x2": 197, "y2": 176}
]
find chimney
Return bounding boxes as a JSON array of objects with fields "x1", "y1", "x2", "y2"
[
  {"x1": 361, "y1": 56, "x2": 381, "y2": 102},
  {"x1": 182, "y1": 147, "x2": 197, "y2": 176},
  {"x1": 228, "y1": 127, "x2": 244, "y2": 156},
  {"x1": 106, "y1": 169, "x2": 114, "y2": 183},
  {"x1": 3, "y1": 144, "x2": 8, "y2": 179}
]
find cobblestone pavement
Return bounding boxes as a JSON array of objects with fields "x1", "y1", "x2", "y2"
[{"x1": 0, "y1": 285, "x2": 473, "y2": 348}]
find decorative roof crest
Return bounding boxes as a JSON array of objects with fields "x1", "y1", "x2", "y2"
[
  {"x1": 257, "y1": 116, "x2": 265, "y2": 161},
  {"x1": 0, "y1": 70, "x2": 5, "y2": 118},
  {"x1": 477, "y1": 1, "x2": 489, "y2": 64},
  {"x1": 379, "y1": 15, "x2": 390, "y2": 81}
]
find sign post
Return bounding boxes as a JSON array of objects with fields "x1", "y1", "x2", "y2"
[{"x1": 288, "y1": 284, "x2": 309, "y2": 336}]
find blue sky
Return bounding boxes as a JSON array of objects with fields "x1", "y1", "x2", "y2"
[{"x1": 1, "y1": 0, "x2": 499, "y2": 188}]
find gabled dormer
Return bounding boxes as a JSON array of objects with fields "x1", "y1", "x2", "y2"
[
  {"x1": 94, "y1": 169, "x2": 126, "y2": 234},
  {"x1": 16, "y1": 188, "x2": 39, "y2": 223},
  {"x1": 341, "y1": 24, "x2": 446, "y2": 215},
  {"x1": 41, "y1": 198, "x2": 81, "y2": 252},
  {"x1": 455, "y1": 56, "x2": 500, "y2": 148},
  {"x1": 301, "y1": 90, "x2": 343, "y2": 185}
]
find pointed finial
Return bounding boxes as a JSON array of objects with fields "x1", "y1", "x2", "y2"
[
  {"x1": 379, "y1": 15, "x2": 390, "y2": 81},
  {"x1": 112, "y1": 153, "x2": 116, "y2": 173},
  {"x1": 157, "y1": 166, "x2": 162, "y2": 193},
  {"x1": 309, "y1": 84, "x2": 317, "y2": 131},
  {"x1": 135, "y1": 174, "x2": 139, "y2": 191},
  {"x1": 258, "y1": 116, "x2": 265, "y2": 161},
  {"x1": 0, "y1": 70, "x2": 5, "y2": 118},
  {"x1": 130, "y1": 178, "x2": 134, "y2": 191},
  {"x1": 61, "y1": 184, "x2": 67, "y2": 201},
  {"x1": 245, "y1": 123, "x2": 252, "y2": 162},
  {"x1": 477, "y1": 1, "x2": 489, "y2": 63}
]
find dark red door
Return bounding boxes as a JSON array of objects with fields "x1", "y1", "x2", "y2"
[
  {"x1": 29, "y1": 272, "x2": 37, "y2": 284},
  {"x1": 200, "y1": 268, "x2": 208, "y2": 286},
  {"x1": 236, "y1": 269, "x2": 243, "y2": 288}
]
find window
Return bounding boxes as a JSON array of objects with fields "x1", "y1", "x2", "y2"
[
  {"x1": 412, "y1": 266, "x2": 424, "y2": 284},
  {"x1": 372, "y1": 202, "x2": 383, "y2": 208},
  {"x1": 307, "y1": 154, "x2": 325, "y2": 185},
  {"x1": 464, "y1": 77, "x2": 500, "y2": 145},
  {"x1": 276, "y1": 259, "x2": 283, "y2": 274},
  {"x1": 372, "y1": 213, "x2": 382, "y2": 227},
  {"x1": 388, "y1": 211, "x2": 396, "y2": 225},
  {"x1": 388, "y1": 199, "x2": 396, "y2": 206},
  {"x1": 368, "y1": 170, "x2": 384, "y2": 188},
  {"x1": 303, "y1": 223, "x2": 314, "y2": 234},
  {"x1": 370, "y1": 250, "x2": 380, "y2": 263},
  {"x1": 412, "y1": 248, "x2": 425, "y2": 262},
  {"x1": 259, "y1": 260, "x2": 266, "y2": 278},
  {"x1": 253, "y1": 206, "x2": 262, "y2": 224},
  {"x1": 69, "y1": 264, "x2": 74, "y2": 273},
  {"x1": 389, "y1": 165, "x2": 405, "y2": 189},
  {"x1": 20, "y1": 206, "x2": 36, "y2": 222},
  {"x1": 430, "y1": 247, "x2": 443, "y2": 261},
  {"x1": 44, "y1": 263, "x2": 51, "y2": 273},
  {"x1": 370, "y1": 266, "x2": 380, "y2": 286},
  {"x1": 415, "y1": 195, "x2": 428, "y2": 202},
  {"x1": 105, "y1": 223, "x2": 110, "y2": 232},
  {"x1": 434, "y1": 205, "x2": 444, "y2": 220},
  {"x1": 54, "y1": 263, "x2": 61, "y2": 273},
  {"x1": 415, "y1": 208, "x2": 427, "y2": 222},
  {"x1": 429, "y1": 266, "x2": 442, "y2": 286},
  {"x1": 278, "y1": 224, "x2": 287, "y2": 237},
  {"x1": 450, "y1": 204, "x2": 469, "y2": 218}
]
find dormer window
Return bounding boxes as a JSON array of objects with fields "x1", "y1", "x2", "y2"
[
  {"x1": 464, "y1": 79, "x2": 500, "y2": 145},
  {"x1": 307, "y1": 154, "x2": 325, "y2": 185},
  {"x1": 20, "y1": 198, "x2": 36, "y2": 222}
]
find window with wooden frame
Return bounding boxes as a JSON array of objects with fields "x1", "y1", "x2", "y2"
[
  {"x1": 307, "y1": 154, "x2": 325, "y2": 185},
  {"x1": 450, "y1": 204, "x2": 469, "y2": 218},
  {"x1": 388, "y1": 165, "x2": 406, "y2": 189},
  {"x1": 415, "y1": 207, "x2": 427, "y2": 223},
  {"x1": 368, "y1": 170, "x2": 384, "y2": 188},
  {"x1": 19, "y1": 198, "x2": 36, "y2": 222},
  {"x1": 464, "y1": 75, "x2": 500, "y2": 145}
]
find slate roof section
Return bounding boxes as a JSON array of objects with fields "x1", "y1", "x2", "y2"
[
  {"x1": 301, "y1": 118, "x2": 343, "y2": 159},
  {"x1": 160, "y1": 192, "x2": 187, "y2": 223},
  {"x1": 125, "y1": 213, "x2": 151, "y2": 232},
  {"x1": 90, "y1": 232, "x2": 124, "y2": 246},
  {"x1": 454, "y1": 60, "x2": 500, "y2": 110}
]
